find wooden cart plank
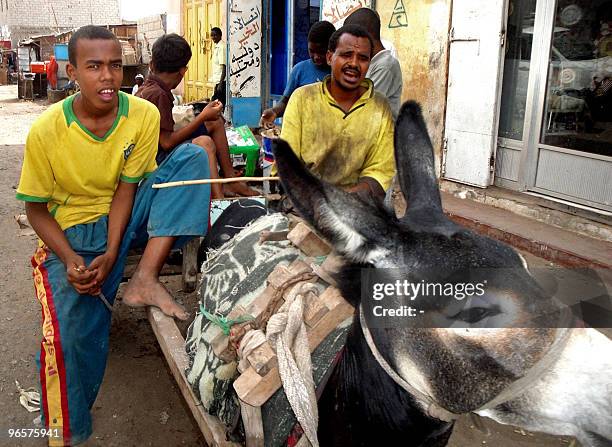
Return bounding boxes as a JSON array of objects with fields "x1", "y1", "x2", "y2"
[{"x1": 147, "y1": 307, "x2": 240, "y2": 447}]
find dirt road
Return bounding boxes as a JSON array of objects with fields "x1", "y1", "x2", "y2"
[{"x1": 0, "y1": 85, "x2": 579, "y2": 446}]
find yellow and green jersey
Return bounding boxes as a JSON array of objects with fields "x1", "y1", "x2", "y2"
[
  {"x1": 279, "y1": 76, "x2": 396, "y2": 190},
  {"x1": 16, "y1": 91, "x2": 160, "y2": 230}
]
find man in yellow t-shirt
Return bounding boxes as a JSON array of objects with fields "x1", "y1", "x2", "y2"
[
  {"x1": 16, "y1": 26, "x2": 211, "y2": 446},
  {"x1": 279, "y1": 24, "x2": 395, "y2": 199}
]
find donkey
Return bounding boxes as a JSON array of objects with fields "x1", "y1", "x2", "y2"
[{"x1": 272, "y1": 102, "x2": 612, "y2": 447}]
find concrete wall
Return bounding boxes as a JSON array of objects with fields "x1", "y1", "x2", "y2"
[
  {"x1": 164, "y1": 0, "x2": 181, "y2": 33},
  {"x1": 4, "y1": 0, "x2": 121, "y2": 45},
  {"x1": 137, "y1": 14, "x2": 167, "y2": 64},
  {"x1": 376, "y1": 0, "x2": 451, "y2": 174},
  {"x1": 6, "y1": 0, "x2": 121, "y2": 28}
]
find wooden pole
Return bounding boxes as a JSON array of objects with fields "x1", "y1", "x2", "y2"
[
  {"x1": 146, "y1": 307, "x2": 241, "y2": 447},
  {"x1": 152, "y1": 176, "x2": 280, "y2": 189}
]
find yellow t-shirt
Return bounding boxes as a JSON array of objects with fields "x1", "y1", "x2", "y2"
[
  {"x1": 16, "y1": 91, "x2": 160, "y2": 230},
  {"x1": 278, "y1": 76, "x2": 395, "y2": 190}
]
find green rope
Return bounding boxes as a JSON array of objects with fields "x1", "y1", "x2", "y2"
[{"x1": 200, "y1": 306, "x2": 254, "y2": 335}]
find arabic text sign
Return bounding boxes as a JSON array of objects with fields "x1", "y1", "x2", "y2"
[
  {"x1": 229, "y1": 0, "x2": 262, "y2": 98},
  {"x1": 321, "y1": 0, "x2": 372, "y2": 27}
]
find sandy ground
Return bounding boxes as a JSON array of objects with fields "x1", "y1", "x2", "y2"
[
  {"x1": 0, "y1": 85, "x2": 585, "y2": 447},
  {"x1": 0, "y1": 91, "x2": 48, "y2": 146}
]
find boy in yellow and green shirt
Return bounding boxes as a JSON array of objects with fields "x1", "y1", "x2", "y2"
[
  {"x1": 16, "y1": 26, "x2": 212, "y2": 446},
  {"x1": 18, "y1": 91, "x2": 158, "y2": 229}
]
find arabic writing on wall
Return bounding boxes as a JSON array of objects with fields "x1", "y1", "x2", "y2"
[
  {"x1": 322, "y1": 0, "x2": 371, "y2": 27},
  {"x1": 229, "y1": 0, "x2": 262, "y2": 98}
]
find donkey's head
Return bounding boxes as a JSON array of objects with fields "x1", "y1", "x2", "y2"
[{"x1": 273, "y1": 102, "x2": 571, "y2": 415}]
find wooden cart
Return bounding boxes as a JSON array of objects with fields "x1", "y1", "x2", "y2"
[{"x1": 147, "y1": 306, "x2": 242, "y2": 447}]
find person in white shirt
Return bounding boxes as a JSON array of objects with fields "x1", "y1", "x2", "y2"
[
  {"x1": 210, "y1": 27, "x2": 227, "y2": 105},
  {"x1": 131, "y1": 73, "x2": 144, "y2": 95},
  {"x1": 345, "y1": 8, "x2": 403, "y2": 120}
]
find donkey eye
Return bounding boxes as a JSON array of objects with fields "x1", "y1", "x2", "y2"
[{"x1": 451, "y1": 307, "x2": 499, "y2": 324}]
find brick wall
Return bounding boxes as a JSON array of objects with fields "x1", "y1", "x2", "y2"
[
  {"x1": 6, "y1": 0, "x2": 121, "y2": 31},
  {"x1": 136, "y1": 14, "x2": 166, "y2": 64}
]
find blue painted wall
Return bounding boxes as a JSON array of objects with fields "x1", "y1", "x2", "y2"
[{"x1": 231, "y1": 97, "x2": 262, "y2": 127}]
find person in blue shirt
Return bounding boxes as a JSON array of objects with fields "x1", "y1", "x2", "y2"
[{"x1": 260, "y1": 20, "x2": 335, "y2": 128}]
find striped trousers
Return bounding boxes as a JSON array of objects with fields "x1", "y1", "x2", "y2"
[{"x1": 32, "y1": 143, "x2": 211, "y2": 445}]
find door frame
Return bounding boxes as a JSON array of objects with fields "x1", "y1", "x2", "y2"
[{"x1": 517, "y1": 0, "x2": 555, "y2": 190}]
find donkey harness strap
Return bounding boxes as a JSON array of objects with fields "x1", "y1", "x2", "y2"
[
  {"x1": 479, "y1": 324, "x2": 572, "y2": 411},
  {"x1": 358, "y1": 306, "x2": 459, "y2": 422},
  {"x1": 359, "y1": 305, "x2": 573, "y2": 422}
]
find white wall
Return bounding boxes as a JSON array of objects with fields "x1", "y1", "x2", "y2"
[{"x1": 121, "y1": 0, "x2": 180, "y2": 32}]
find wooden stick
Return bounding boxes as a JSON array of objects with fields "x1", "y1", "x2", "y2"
[{"x1": 152, "y1": 177, "x2": 280, "y2": 189}]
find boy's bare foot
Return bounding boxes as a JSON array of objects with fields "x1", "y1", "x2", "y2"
[
  {"x1": 224, "y1": 181, "x2": 259, "y2": 197},
  {"x1": 122, "y1": 270, "x2": 190, "y2": 320}
]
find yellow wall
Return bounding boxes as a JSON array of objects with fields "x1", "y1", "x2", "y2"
[{"x1": 377, "y1": 0, "x2": 451, "y2": 167}]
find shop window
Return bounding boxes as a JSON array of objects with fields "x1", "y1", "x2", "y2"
[
  {"x1": 498, "y1": 0, "x2": 537, "y2": 141},
  {"x1": 539, "y1": 0, "x2": 612, "y2": 157}
]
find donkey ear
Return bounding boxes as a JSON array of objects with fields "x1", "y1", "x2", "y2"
[
  {"x1": 394, "y1": 101, "x2": 442, "y2": 212},
  {"x1": 273, "y1": 139, "x2": 397, "y2": 265}
]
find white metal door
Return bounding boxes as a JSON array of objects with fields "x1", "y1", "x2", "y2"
[{"x1": 443, "y1": 0, "x2": 507, "y2": 187}]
